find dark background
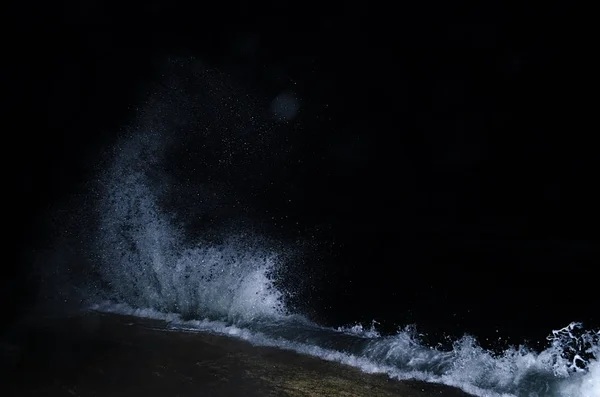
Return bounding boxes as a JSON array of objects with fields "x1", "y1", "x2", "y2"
[{"x1": 5, "y1": 1, "x2": 596, "y2": 350}]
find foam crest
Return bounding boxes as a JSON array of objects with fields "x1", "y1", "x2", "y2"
[{"x1": 336, "y1": 321, "x2": 381, "y2": 338}]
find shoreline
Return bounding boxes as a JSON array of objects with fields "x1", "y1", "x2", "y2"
[{"x1": 3, "y1": 311, "x2": 475, "y2": 397}]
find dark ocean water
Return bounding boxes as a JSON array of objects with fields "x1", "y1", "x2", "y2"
[{"x1": 27, "y1": 58, "x2": 598, "y2": 397}]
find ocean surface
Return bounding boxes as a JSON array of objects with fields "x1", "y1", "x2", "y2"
[{"x1": 34, "y1": 59, "x2": 598, "y2": 397}]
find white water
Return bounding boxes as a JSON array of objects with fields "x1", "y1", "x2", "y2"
[
  {"x1": 70, "y1": 59, "x2": 598, "y2": 397},
  {"x1": 91, "y1": 302, "x2": 598, "y2": 397},
  {"x1": 86, "y1": 130, "x2": 599, "y2": 397}
]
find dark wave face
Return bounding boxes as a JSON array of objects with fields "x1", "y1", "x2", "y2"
[{"x1": 39, "y1": 58, "x2": 599, "y2": 397}]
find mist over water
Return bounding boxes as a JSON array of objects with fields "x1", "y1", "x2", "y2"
[
  {"x1": 96, "y1": 131, "x2": 278, "y2": 318},
  {"x1": 44, "y1": 58, "x2": 598, "y2": 397}
]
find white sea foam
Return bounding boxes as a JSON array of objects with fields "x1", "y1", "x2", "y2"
[
  {"x1": 92, "y1": 302, "x2": 598, "y2": 397},
  {"x1": 85, "y1": 59, "x2": 599, "y2": 397}
]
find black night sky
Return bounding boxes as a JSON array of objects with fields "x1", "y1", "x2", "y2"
[{"x1": 4, "y1": 0, "x2": 596, "y2": 357}]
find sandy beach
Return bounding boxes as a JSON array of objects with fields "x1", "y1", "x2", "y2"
[{"x1": 2, "y1": 312, "x2": 474, "y2": 397}]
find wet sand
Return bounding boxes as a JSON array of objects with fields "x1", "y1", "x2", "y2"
[{"x1": 2, "y1": 312, "x2": 474, "y2": 397}]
